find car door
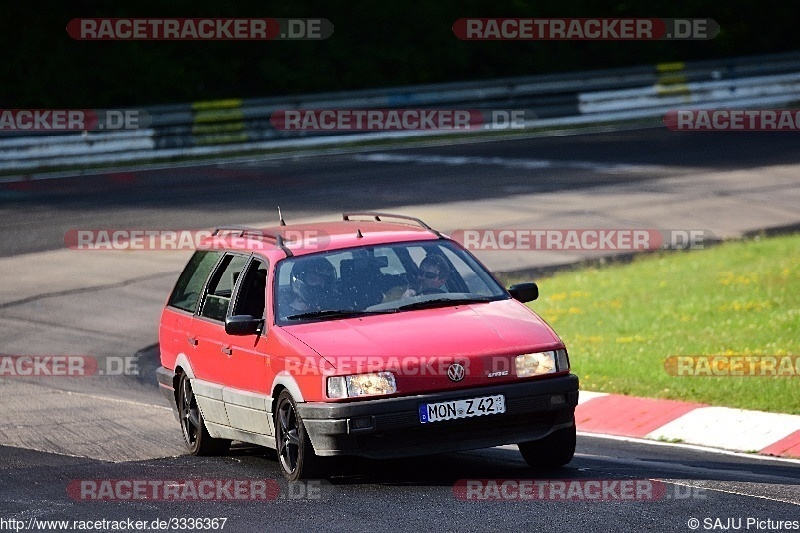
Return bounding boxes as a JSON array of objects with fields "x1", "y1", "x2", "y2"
[
  {"x1": 159, "y1": 250, "x2": 223, "y2": 371},
  {"x1": 189, "y1": 252, "x2": 251, "y2": 429},
  {"x1": 221, "y1": 256, "x2": 274, "y2": 437}
]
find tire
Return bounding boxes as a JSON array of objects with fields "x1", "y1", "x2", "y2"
[
  {"x1": 177, "y1": 373, "x2": 231, "y2": 456},
  {"x1": 518, "y1": 423, "x2": 576, "y2": 469},
  {"x1": 274, "y1": 390, "x2": 325, "y2": 481}
]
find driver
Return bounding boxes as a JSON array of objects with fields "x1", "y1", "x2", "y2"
[
  {"x1": 288, "y1": 257, "x2": 337, "y2": 313},
  {"x1": 401, "y1": 255, "x2": 450, "y2": 298}
]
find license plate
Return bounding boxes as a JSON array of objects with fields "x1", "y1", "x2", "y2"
[{"x1": 419, "y1": 394, "x2": 505, "y2": 424}]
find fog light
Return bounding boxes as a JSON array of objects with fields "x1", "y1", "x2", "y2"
[
  {"x1": 550, "y1": 394, "x2": 565, "y2": 405},
  {"x1": 350, "y1": 416, "x2": 373, "y2": 430}
]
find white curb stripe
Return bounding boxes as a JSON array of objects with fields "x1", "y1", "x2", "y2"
[
  {"x1": 578, "y1": 391, "x2": 609, "y2": 405},
  {"x1": 574, "y1": 433, "x2": 800, "y2": 465},
  {"x1": 645, "y1": 406, "x2": 800, "y2": 452}
]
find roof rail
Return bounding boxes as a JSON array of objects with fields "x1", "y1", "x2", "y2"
[
  {"x1": 212, "y1": 226, "x2": 260, "y2": 237},
  {"x1": 210, "y1": 226, "x2": 292, "y2": 256},
  {"x1": 341, "y1": 212, "x2": 442, "y2": 237}
]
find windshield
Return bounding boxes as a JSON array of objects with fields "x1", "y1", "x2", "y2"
[{"x1": 274, "y1": 240, "x2": 507, "y2": 323}]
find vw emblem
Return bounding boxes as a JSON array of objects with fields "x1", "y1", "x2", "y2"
[{"x1": 447, "y1": 363, "x2": 466, "y2": 382}]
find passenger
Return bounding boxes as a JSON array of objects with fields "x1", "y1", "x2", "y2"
[{"x1": 406, "y1": 255, "x2": 450, "y2": 296}]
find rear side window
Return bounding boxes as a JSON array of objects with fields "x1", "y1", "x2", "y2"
[{"x1": 167, "y1": 251, "x2": 222, "y2": 313}]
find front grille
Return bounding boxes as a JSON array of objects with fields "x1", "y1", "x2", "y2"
[
  {"x1": 507, "y1": 395, "x2": 550, "y2": 411},
  {"x1": 375, "y1": 411, "x2": 419, "y2": 431}
]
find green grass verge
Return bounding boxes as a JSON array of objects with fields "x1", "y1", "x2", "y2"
[{"x1": 521, "y1": 233, "x2": 800, "y2": 414}]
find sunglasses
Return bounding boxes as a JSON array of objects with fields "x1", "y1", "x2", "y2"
[{"x1": 418, "y1": 270, "x2": 441, "y2": 279}]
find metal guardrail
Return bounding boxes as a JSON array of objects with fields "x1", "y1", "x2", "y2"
[{"x1": 2, "y1": 50, "x2": 800, "y2": 173}]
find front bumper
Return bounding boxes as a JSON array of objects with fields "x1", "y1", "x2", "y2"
[{"x1": 297, "y1": 374, "x2": 579, "y2": 458}]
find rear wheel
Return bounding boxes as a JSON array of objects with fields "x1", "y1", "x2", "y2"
[
  {"x1": 275, "y1": 390, "x2": 325, "y2": 481},
  {"x1": 518, "y1": 424, "x2": 576, "y2": 469},
  {"x1": 177, "y1": 374, "x2": 230, "y2": 456}
]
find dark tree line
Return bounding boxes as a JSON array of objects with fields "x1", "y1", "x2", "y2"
[{"x1": 2, "y1": 0, "x2": 798, "y2": 107}]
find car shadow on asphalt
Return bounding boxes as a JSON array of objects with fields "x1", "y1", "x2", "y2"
[
  {"x1": 228, "y1": 442, "x2": 588, "y2": 486},
  {"x1": 224, "y1": 440, "x2": 800, "y2": 489}
]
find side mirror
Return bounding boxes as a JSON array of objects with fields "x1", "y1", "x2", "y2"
[
  {"x1": 508, "y1": 282, "x2": 538, "y2": 303},
  {"x1": 225, "y1": 315, "x2": 264, "y2": 336}
]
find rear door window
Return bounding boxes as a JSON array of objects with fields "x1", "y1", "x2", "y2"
[{"x1": 167, "y1": 251, "x2": 223, "y2": 313}]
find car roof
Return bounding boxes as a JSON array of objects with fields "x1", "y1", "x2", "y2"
[{"x1": 198, "y1": 217, "x2": 443, "y2": 258}]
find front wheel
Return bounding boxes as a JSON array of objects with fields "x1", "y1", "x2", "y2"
[
  {"x1": 518, "y1": 424, "x2": 576, "y2": 469},
  {"x1": 177, "y1": 374, "x2": 230, "y2": 456},
  {"x1": 274, "y1": 390, "x2": 325, "y2": 481}
]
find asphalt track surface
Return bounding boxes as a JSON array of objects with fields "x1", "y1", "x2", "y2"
[
  {"x1": 2, "y1": 127, "x2": 800, "y2": 257},
  {"x1": 0, "y1": 128, "x2": 798, "y2": 532}
]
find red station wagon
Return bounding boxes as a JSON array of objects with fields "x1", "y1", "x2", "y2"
[{"x1": 157, "y1": 213, "x2": 579, "y2": 480}]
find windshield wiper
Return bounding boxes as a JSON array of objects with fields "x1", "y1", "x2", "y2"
[
  {"x1": 396, "y1": 296, "x2": 495, "y2": 311},
  {"x1": 286, "y1": 309, "x2": 397, "y2": 320}
]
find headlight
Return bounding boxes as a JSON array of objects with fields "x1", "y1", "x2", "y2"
[
  {"x1": 327, "y1": 372, "x2": 397, "y2": 398},
  {"x1": 515, "y1": 349, "x2": 569, "y2": 377}
]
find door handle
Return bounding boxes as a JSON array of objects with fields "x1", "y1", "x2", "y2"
[
  {"x1": 187, "y1": 337, "x2": 198, "y2": 346},
  {"x1": 222, "y1": 345, "x2": 232, "y2": 356}
]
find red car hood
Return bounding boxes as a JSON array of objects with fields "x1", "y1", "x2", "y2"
[{"x1": 281, "y1": 299, "x2": 564, "y2": 393}]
